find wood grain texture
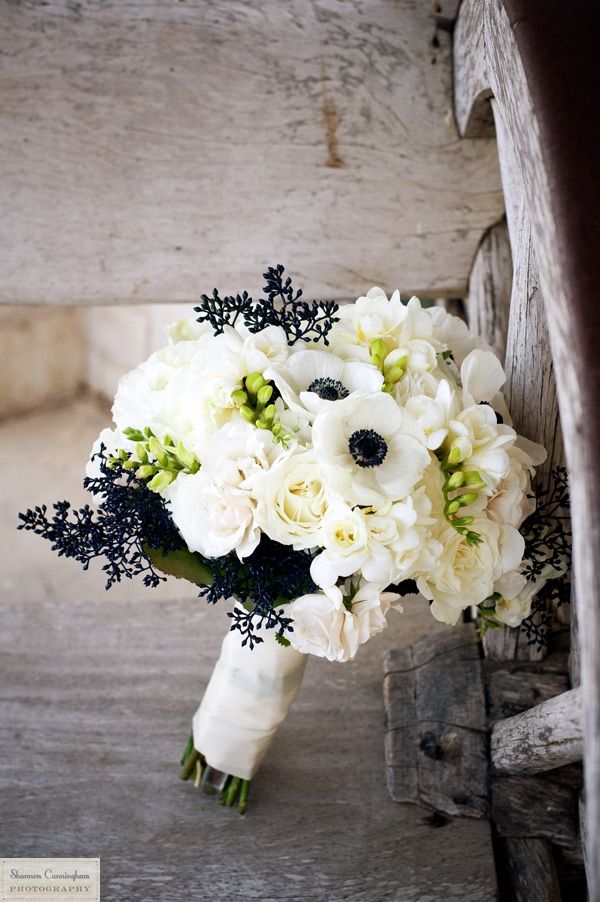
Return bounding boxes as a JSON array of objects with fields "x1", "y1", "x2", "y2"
[
  {"x1": 465, "y1": 218, "x2": 512, "y2": 362},
  {"x1": 505, "y1": 838, "x2": 561, "y2": 902},
  {"x1": 0, "y1": 0, "x2": 504, "y2": 305},
  {"x1": 455, "y1": 15, "x2": 600, "y2": 885},
  {"x1": 384, "y1": 624, "x2": 489, "y2": 819},
  {"x1": 0, "y1": 596, "x2": 499, "y2": 902},
  {"x1": 491, "y1": 687, "x2": 582, "y2": 775},
  {"x1": 491, "y1": 764, "x2": 582, "y2": 849}
]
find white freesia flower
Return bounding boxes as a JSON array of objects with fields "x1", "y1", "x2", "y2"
[
  {"x1": 251, "y1": 449, "x2": 330, "y2": 550},
  {"x1": 447, "y1": 404, "x2": 517, "y2": 492},
  {"x1": 265, "y1": 349, "x2": 383, "y2": 418},
  {"x1": 312, "y1": 393, "x2": 430, "y2": 505},
  {"x1": 417, "y1": 520, "x2": 525, "y2": 624},
  {"x1": 405, "y1": 379, "x2": 456, "y2": 450},
  {"x1": 287, "y1": 581, "x2": 399, "y2": 662},
  {"x1": 460, "y1": 349, "x2": 506, "y2": 404}
]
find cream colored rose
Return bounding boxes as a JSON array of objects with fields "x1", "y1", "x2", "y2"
[
  {"x1": 251, "y1": 450, "x2": 330, "y2": 550},
  {"x1": 417, "y1": 520, "x2": 525, "y2": 625}
]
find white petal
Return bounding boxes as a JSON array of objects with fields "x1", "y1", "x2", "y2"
[{"x1": 461, "y1": 349, "x2": 506, "y2": 403}]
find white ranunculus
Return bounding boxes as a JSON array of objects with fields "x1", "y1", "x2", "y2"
[
  {"x1": 460, "y1": 349, "x2": 506, "y2": 404},
  {"x1": 251, "y1": 449, "x2": 330, "y2": 550},
  {"x1": 265, "y1": 349, "x2": 383, "y2": 418},
  {"x1": 287, "y1": 581, "x2": 399, "y2": 662},
  {"x1": 166, "y1": 469, "x2": 259, "y2": 560},
  {"x1": 417, "y1": 520, "x2": 525, "y2": 625},
  {"x1": 312, "y1": 392, "x2": 430, "y2": 506}
]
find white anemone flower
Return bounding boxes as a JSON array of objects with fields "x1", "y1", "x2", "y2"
[
  {"x1": 311, "y1": 392, "x2": 430, "y2": 505},
  {"x1": 265, "y1": 349, "x2": 383, "y2": 417}
]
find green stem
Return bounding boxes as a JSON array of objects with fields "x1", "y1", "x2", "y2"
[{"x1": 238, "y1": 779, "x2": 251, "y2": 815}]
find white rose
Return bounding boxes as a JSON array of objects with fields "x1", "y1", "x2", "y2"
[
  {"x1": 166, "y1": 470, "x2": 259, "y2": 560},
  {"x1": 287, "y1": 581, "x2": 398, "y2": 662},
  {"x1": 251, "y1": 450, "x2": 330, "y2": 550},
  {"x1": 417, "y1": 520, "x2": 525, "y2": 625}
]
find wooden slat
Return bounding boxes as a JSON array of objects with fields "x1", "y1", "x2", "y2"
[
  {"x1": 384, "y1": 624, "x2": 489, "y2": 818},
  {"x1": 505, "y1": 838, "x2": 562, "y2": 902},
  {"x1": 491, "y1": 687, "x2": 582, "y2": 775},
  {"x1": 465, "y1": 219, "x2": 512, "y2": 362},
  {"x1": 0, "y1": 0, "x2": 504, "y2": 305}
]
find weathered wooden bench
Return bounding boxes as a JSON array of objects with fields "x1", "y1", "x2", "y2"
[{"x1": 2, "y1": 1, "x2": 599, "y2": 899}]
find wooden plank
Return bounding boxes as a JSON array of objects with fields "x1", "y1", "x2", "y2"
[
  {"x1": 492, "y1": 764, "x2": 582, "y2": 849},
  {"x1": 491, "y1": 687, "x2": 582, "y2": 775},
  {"x1": 505, "y1": 838, "x2": 562, "y2": 902},
  {"x1": 384, "y1": 624, "x2": 489, "y2": 818},
  {"x1": 0, "y1": 0, "x2": 503, "y2": 306},
  {"x1": 465, "y1": 218, "x2": 512, "y2": 362},
  {"x1": 485, "y1": 665, "x2": 569, "y2": 725}
]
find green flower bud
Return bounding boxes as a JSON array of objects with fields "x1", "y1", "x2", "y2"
[
  {"x1": 176, "y1": 440, "x2": 197, "y2": 470},
  {"x1": 445, "y1": 499, "x2": 461, "y2": 515},
  {"x1": 464, "y1": 470, "x2": 486, "y2": 489},
  {"x1": 272, "y1": 422, "x2": 282, "y2": 435},
  {"x1": 263, "y1": 404, "x2": 276, "y2": 422},
  {"x1": 255, "y1": 418, "x2": 268, "y2": 429},
  {"x1": 136, "y1": 464, "x2": 157, "y2": 480},
  {"x1": 163, "y1": 433, "x2": 174, "y2": 447},
  {"x1": 245, "y1": 372, "x2": 265, "y2": 395},
  {"x1": 231, "y1": 389, "x2": 248, "y2": 408},
  {"x1": 447, "y1": 445, "x2": 463, "y2": 466},
  {"x1": 135, "y1": 443, "x2": 148, "y2": 464},
  {"x1": 148, "y1": 436, "x2": 168, "y2": 466},
  {"x1": 117, "y1": 448, "x2": 129, "y2": 461},
  {"x1": 384, "y1": 363, "x2": 405, "y2": 384},
  {"x1": 148, "y1": 470, "x2": 176, "y2": 492},
  {"x1": 239, "y1": 405, "x2": 256, "y2": 423},
  {"x1": 458, "y1": 492, "x2": 479, "y2": 507},
  {"x1": 446, "y1": 471, "x2": 465, "y2": 490},
  {"x1": 124, "y1": 427, "x2": 145, "y2": 442},
  {"x1": 122, "y1": 460, "x2": 138, "y2": 471},
  {"x1": 143, "y1": 426, "x2": 154, "y2": 438},
  {"x1": 257, "y1": 384, "x2": 273, "y2": 406}
]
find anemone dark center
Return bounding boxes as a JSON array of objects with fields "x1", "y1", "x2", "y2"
[
  {"x1": 306, "y1": 377, "x2": 349, "y2": 401},
  {"x1": 348, "y1": 428, "x2": 388, "y2": 468}
]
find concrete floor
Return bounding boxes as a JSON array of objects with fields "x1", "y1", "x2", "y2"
[{"x1": 1, "y1": 397, "x2": 498, "y2": 901}]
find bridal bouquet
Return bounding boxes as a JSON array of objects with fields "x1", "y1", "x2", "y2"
[{"x1": 19, "y1": 265, "x2": 568, "y2": 813}]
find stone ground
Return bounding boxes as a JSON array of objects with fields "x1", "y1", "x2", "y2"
[{"x1": 1, "y1": 398, "x2": 498, "y2": 901}]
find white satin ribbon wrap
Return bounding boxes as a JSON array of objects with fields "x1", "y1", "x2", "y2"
[{"x1": 193, "y1": 621, "x2": 307, "y2": 780}]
